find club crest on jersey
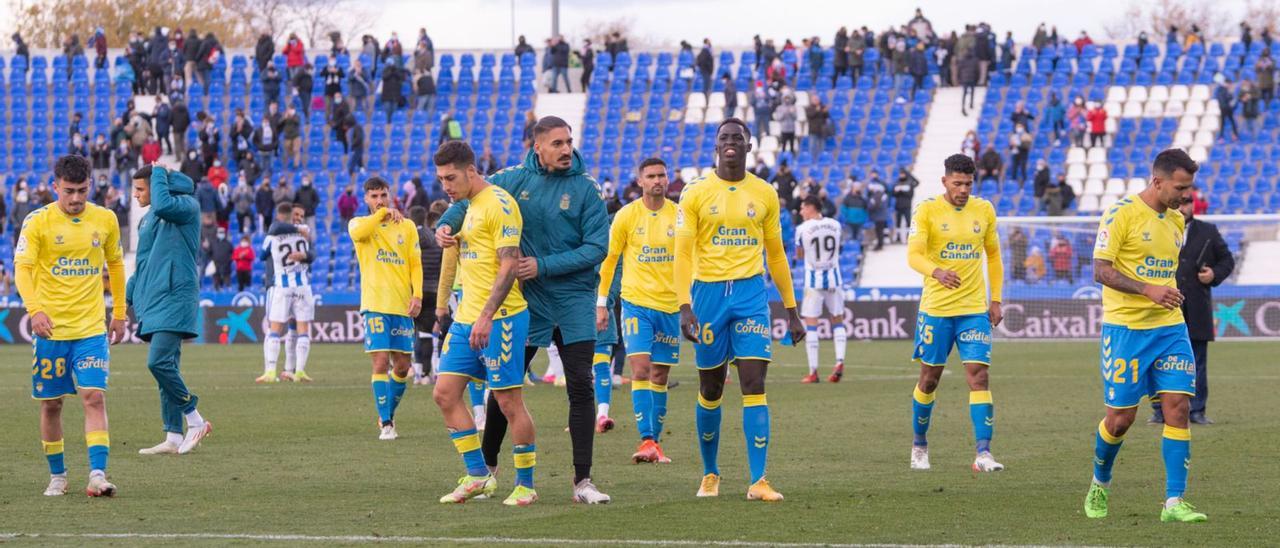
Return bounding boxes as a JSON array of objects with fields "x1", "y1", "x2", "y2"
[
  {"x1": 636, "y1": 226, "x2": 646, "y2": 235},
  {"x1": 940, "y1": 223, "x2": 949, "y2": 232},
  {"x1": 972, "y1": 220, "x2": 981, "y2": 234},
  {"x1": 560, "y1": 193, "x2": 572, "y2": 210},
  {"x1": 746, "y1": 202, "x2": 757, "y2": 218},
  {"x1": 92, "y1": 231, "x2": 101, "y2": 248},
  {"x1": 55, "y1": 234, "x2": 65, "y2": 245},
  {"x1": 709, "y1": 205, "x2": 719, "y2": 215},
  {"x1": 1142, "y1": 232, "x2": 1151, "y2": 242},
  {"x1": 397, "y1": 233, "x2": 405, "y2": 245},
  {"x1": 666, "y1": 225, "x2": 675, "y2": 238},
  {"x1": 519, "y1": 190, "x2": 530, "y2": 201}
]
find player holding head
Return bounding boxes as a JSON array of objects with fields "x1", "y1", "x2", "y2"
[
  {"x1": 675, "y1": 119, "x2": 805, "y2": 501},
  {"x1": 906, "y1": 153, "x2": 1004, "y2": 473},
  {"x1": 349, "y1": 176, "x2": 423, "y2": 440},
  {"x1": 794, "y1": 194, "x2": 848, "y2": 383},
  {"x1": 258, "y1": 202, "x2": 316, "y2": 383},
  {"x1": 431, "y1": 140, "x2": 537, "y2": 506},
  {"x1": 130, "y1": 165, "x2": 211, "y2": 456},
  {"x1": 15, "y1": 155, "x2": 127, "y2": 497},
  {"x1": 597, "y1": 157, "x2": 681, "y2": 464},
  {"x1": 1085, "y1": 149, "x2": 1206, "y2": 523}
]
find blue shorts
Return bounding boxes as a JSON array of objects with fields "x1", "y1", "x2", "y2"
[
  {"x1": 32, "y1": 335, "x2": 110, "y2": 400},
  {"x1": 691, "y1": 275, "x2": 771, "y2": 369},
  {"x1": 1100, "y1": 323, "x2": 1195, "y2": 408},
  {"x1": 439, "y1": 310, "x2": 530, "y2": 390},
  {"x1": 912, "y1": 312, "x2": 993, "y2": 366},
  {"x1": 621, "y1": 300, "x2": 681, "y2": 366},
  {"x1": 363, "y1": 312, "x2": 415, "y2": 354}
]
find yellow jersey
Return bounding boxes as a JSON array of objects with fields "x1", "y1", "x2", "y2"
[
  {"x1": 14, "y1": 203, "x2": 125, "y2": 340},
  {"x1": 598, "y1": 198, "x2": 679, "y2": 313},
  {"x1": 349, "y1": 208, "x2": 423, "y2": 317},
  {"x1": 907, "y1": 196, "x2": 1004, "y2": 317},
  {"x1": 1093, "y1": 195, "x2": 1185, "y2": 329},
  {"x1": 455, "y1": 186, "x2": 527, "y2": 323}
]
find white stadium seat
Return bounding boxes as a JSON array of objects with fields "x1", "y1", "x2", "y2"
[
  {"x1": 684, "y1": 107, "x2": 705, "y2": 124},
  {"x1": 1106, "y1": 86, "x2": 1127, "y2": 103},
  {"x1": 1104, "y1": 101, "x2": 1123, "y2": 118},
  {"x1": 1199, "y1": 115, "x2": 1220, "y2": 132},
  {"x1": 1178, "y1": 116, "x2": 1199, "y2": 131},
  {"x1": 1185, "y1": 100, "x2": 1206, "y2": 116},
  {"x1": 1088, "y1": 164, "x2": 1109, "y2": 180},
  {"x1": 1099, "y1": 193, "x2": 1120, "y2": 211},
  {"x1": 1127, "y1": 86, "x2": 1148, "y2": 103},
  {"x1": 1163, "y1": 100, "x2": 1184, "y2": 117},
  {"x1": 1067, "y1": 164, "x2": 1088, "y2": 180},
  {"x1": 1169, "y1": 84, "x2": 1190, "y2": 102},
  {"x1": 1122, "y1": 101, "x2": 1143, "y2": 118},
  {"x1": 1103, "y1": 178, "x2": 1126, "y2": 195},
  {"x1": 1143, "y1": 100, "x2": 1164, "y2": 117},
  {"x1": 687, "y1": 93, "x2": 707, "y2": 110},
  {"x1": 1082, "y1": 179, "x2": 1105, "y2": 196},
  {"x1": 1148, "y1": 85, "x2": 1169, "y2": 102},
  {"x1": 1188, "y1": 146, "x2": 1208, "y2": 163},
  {"x1": 1078, "y1": 194, "x2": 1101, "y2": 212},
  {"x1": 703, "y1": 107, "x2": 725, "y2": 124},
  {"x1": 759, "y1": 135, "x2": 779, "y2": 153},
  {"x1": 1193, "y1": 129, "x2": 1216, "y2": 146},
  {"x1": 707, "y1": 92, "x2": 725, "y2": 108},
  {"x1": 1067, "y1": 147, "x2": 1087, "y2": 164},
  {"x1": 1189, "y1": 84, "x2": 1210, "y2": 101},
  {"x1": 1086, "y1": 147, "x2": 1108, "y2": 165},
  {"x1": 1206, "y1": 100, "x2": 1220, "y2": 115},
  {"x1": 1172, "y1": 130, "x2": 1193, "y2": 148},
  {"x1": 680, "y1": 167, "x2": 700, "y2": 182},
  {"x1": 1126, "y1": 178, "x2": 1146, "y2": 194}
]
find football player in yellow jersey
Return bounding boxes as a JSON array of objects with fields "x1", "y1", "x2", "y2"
[
  {"x1": 597, "y1": 158, "x2": 680, "y2": 465},
  {"x1": 14, "y1": 155, "x2": 127, "y2": 497},
  {"x1": 430, "y1": 141, "x2": 538, "y2": 506},
  {"x1": 349, "y1": 177, "x2": 423, "y2": 441},
  {"x1": 674, "y1": 119, "x2": 805, "y2": 501},
  {"x1": 906, "y1": 154, "x2": 1005, "y2": 473},
  {"x1": 1084, "y1": 149, "x2": 1207, "y2": 523}
]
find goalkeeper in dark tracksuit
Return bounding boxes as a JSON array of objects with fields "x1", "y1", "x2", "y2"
[{"x1": 437, "y1": 116, "x2": 613, "y2": 503}]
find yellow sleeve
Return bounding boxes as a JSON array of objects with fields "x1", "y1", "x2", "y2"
[
  {"x1": 104, "y1": 216, "x2": 127, "y2": 320},
  {"x1": 673, "y1": 197, "x2": 697, "y2": 306},
  {"x1": 15, "y1": 263, "x2": 41, "y2": 315},
  {"x1": 984, "y1": 206, "x2": 1004, "y2": 303},
  {"x1": 1093, "y1": 208, "x2": 1123, "y2": 262},
  {"x1": 437, "y1": 246, "x2": 458, "y2": 309},
  {"x1": 347, "y1": 208, "x2": 389, "y2": 242},
  {"x1": 597, "y1": 211, "x2": 627, "y2": 303},
  {"x1": 761, "y1": 193, "x2": 797, "y2": 309},
  {"x1": 906, "y1": 204, "x2": 939, "y2": 277},
  {"x1": 407, "y1": 225, "x2": 423, "y2": 299}
]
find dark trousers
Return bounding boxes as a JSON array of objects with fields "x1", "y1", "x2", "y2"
[
  {"x1": 236, "y1": 270, "x2": 251, "y2": 291},
  {"x1": 146, "y1": 331, "x2": 199, "y2": 434},
  {"x1": 482, "y1": 328, "x2": 595, "y2": 482},
  {"x1": 413, "y1": 291, "x2": 438, "y2": 372},
  {"x1": 1153, "y1": 339, "x2": 1209, "y2": 415},
  {"x1": 961, "y1": 85, "x2": 976, "y2": 113}
]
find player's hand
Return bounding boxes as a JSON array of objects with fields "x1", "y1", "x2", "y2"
[
  {"x1": 434, "y1": 307, "x2": 449, "y2": 336},
  {"x1": 932, "y1": 268, "x2": 962, "y2": 289},
  {"x1": 108, "y1": 319, "x2": 128, "y2": 345},
  {"x1": 1197, "y1": 266, "x2": 1215, "y2": 285},
  {"x1": 470, "y1": 314, "x2": 493, "y2": 350},
  {"x1": 408, "y1": 297, "x2": 422, "y2": 319},
  {"x1": 436, "y1": 225, "x2": 456, "y2": 248},
  {"x1": 786, "y1": 308, "x2": 805, "y2": 346},
  {"x1": 595, "y1": 306, "x2": 609, "y2": 332},
  {"x1": 385, "y1": 207, "x2": 404, "y2": 224},
  {"x1": 515, "y1": 257, "x2": 539, "y2": 281},
  {"x1": 680, "y1": 305, "x2": 700, "y2": 343},
  {"x1": 288, "y1": 251, "x2": 307, "y2": 262},
  {"x1": 1142, "y1": 284, "x2": 1184, "y2": 309},
  {"x1": 988, "y1": 301, "x2": 1003, "y2": 327},
  {"x1": 30, "y1": 312, "x2": 53, "y2": 339}
]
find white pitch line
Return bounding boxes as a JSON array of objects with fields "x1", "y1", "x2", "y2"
[{"x1": 0, "y1": 532, "x2": 1046, "y2": 547}]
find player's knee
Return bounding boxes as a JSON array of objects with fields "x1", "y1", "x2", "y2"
[
  {"x1": 918, "y1": 375, "x2": 940, "y2": 393},
  {"x1": 81, "y1": 390, "x2": 105, "y2": 410},
  {"x1": 494, "y1": 393, "x2": 525, "y2": 417},
  {"x1": 699, "y1": 375, "x2": 725, "y2": 401},
  {"x1": 650, "y1": 366, "x2": 671, "y2": 386},
  {"x1": 40, "y1": 399, "x2": 64, "y2": 415},
  {"x1": 966, "y1": 367, "x2": 989, "y2": 390}
]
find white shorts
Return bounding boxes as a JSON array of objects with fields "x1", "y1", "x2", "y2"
[
  {"x1": 801, "y1": 287, "x2": 844, "y2": 318},
  {"x1": 267, "y1": 285, "x2": 316, "y2": 323}
]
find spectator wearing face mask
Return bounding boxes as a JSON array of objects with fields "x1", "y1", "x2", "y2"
[
  {"x1": 233, "y1": 235, "x2": 256, "y2": 291},
  {"x1": 294, "y1": 176, "x2": 320, "y2": 232}
]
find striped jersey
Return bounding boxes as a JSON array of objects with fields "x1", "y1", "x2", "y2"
[
  {"x1": 795, "y1": 216, "x2": 844, "y2": 289},
  {"x1": 264, "y1": 222, "x2": 311, "y2": 287}
]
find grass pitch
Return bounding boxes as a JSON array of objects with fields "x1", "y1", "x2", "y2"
[{"x1": 0, "y1": 340, "x2": 1277, "y2": 546}]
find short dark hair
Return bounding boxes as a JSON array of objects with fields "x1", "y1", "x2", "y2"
[
  {"x1": 638, "y1": 157, "x2": 666, "y2": 173},
  {"x1": 133, "y1": 164, "x2": 154, "y2": 182},
  {"x1": 363, "y1": 176, "x2": 390, "y2": 192},
  {"x1": 801, "y1": 195, "x2": 824, "y2": 211},
  {"x1": 434, "y1": 140, "x2": 476, "y2": 169},
  {"x1": 1152, "y1": 148, "x2": 1199, "y2": 178},
  {"x1": 54, "y1": 155, "x2": 91, "y2": 184},
  {"x1": 531, "y1": 116, "x2": 571, "y2": 138},
  {"x1": 717, "y1": 117, "x2": 751, "y2": 138},
  {"x1": 276, "y1": 202, "x2": 293, "y2": 215},
  {"x1": 943, "y1": 154, "x2": 976, "y2": 175},
  {"x1": 408, "y1": 205, "x2": 428, "y2": 227}
]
